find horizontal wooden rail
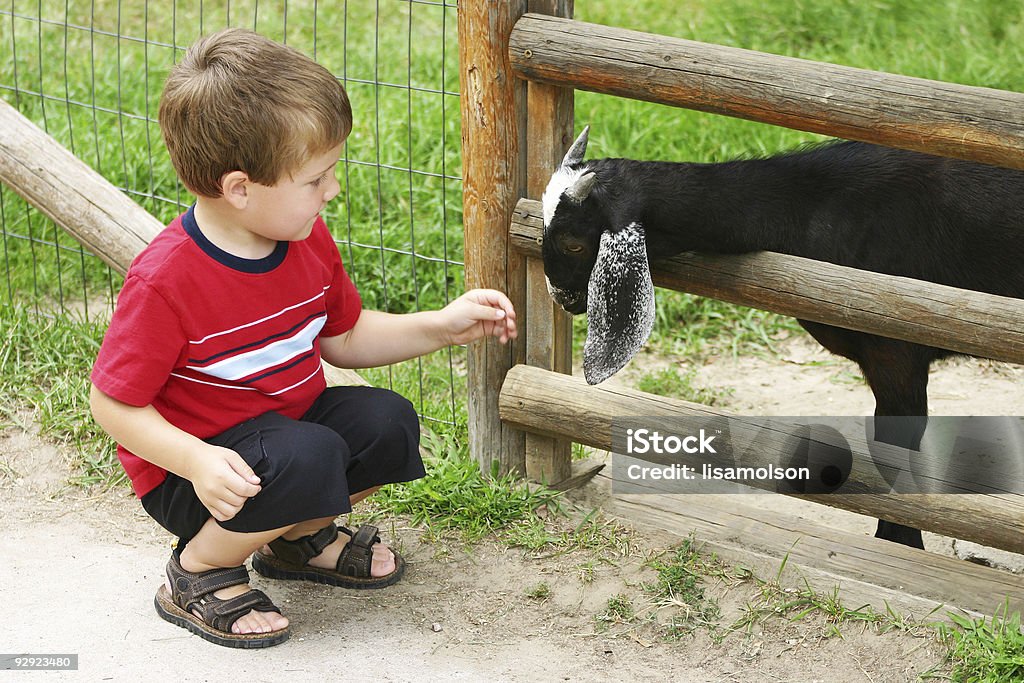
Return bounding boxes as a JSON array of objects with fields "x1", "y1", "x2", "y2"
[
  {"x1": 511, "y1": 198, "x2": 1024, "y2": 365},
  {"x1": 0, "y1": 99, "x2": 162, "y2": 275},
  {"x1": 509, "y1": 14, "x2": 1024, "y2": 170},
  {"x1": 500, "y1": 364, "x2": 1024, "y2": 554}
]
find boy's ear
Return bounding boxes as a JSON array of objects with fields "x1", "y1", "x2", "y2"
[{"x1": 220, "y1": 170, "x2": 250, "y2": 209}]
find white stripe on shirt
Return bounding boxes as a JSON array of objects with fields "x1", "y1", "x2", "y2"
[{"x1": 186, "y1": 315, "x2": 327, "y2": 381}]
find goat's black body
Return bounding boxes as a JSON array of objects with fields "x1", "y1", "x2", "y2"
[
  {"x1": 546, "y1": 139, "x2": 1024, "y2": 548},
  {"x1": 591, "y1": 142, "x2": 1024, "y2": 298}
]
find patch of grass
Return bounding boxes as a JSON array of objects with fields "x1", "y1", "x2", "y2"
[
  {"x1": 0, "y1": 304, "x2": 118, "y2": 486},
  {"x1": 727, "y1": 550, "x2": 936, "y2": 646},
  {"x1": 938, "y1": 604, "x2": 1024, "y2": 683},
  {"x1": 597, "y1": 593, "x2": 635, "y2": 629},
  {"x1": 643, "y1": 537, "x2": 725, "y2": 639},
  {"x1": 525, "y1": 582, "x2": 552, "y2": 602},
  {"x1": 571, "y1": 441, "x2": 593, "y2": 461},
  {"x1": 370, "y1": 420, "x2": 565, "y2": 544},
  {"x1": 733, "y1": 579, "x2": 896, "y2": 639},
  {"x1": 589, "y1": 536, "x2": 944, "y2": 654},
  {"x1": 649, "y1": 291, "x2": 801, "y2": 361},
  {"x1": 635, "y1": 365, "x2": 733, "y2": 406},
  {"x1": 576, "y1": 559, "x2": 598, "y2": 584},
  {"x1": 367, "y1": 419, "x2": 640, "y2": 562}
]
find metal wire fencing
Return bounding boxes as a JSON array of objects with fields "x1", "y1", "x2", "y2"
[{"x1": 0, "y1": 0, "x2": 466, "y2": 426}]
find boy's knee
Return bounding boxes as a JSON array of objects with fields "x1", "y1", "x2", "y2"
[
  {"x1": 374, "y1": 390, "x2": 418, "y2": 429},
  {"x1": 365, "y1": 389, "x2": 419, "y2": 448}
]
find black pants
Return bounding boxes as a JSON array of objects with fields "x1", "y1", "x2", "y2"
[{"x1": 141, "y1": 386, "x2": 425, "y2": 549}]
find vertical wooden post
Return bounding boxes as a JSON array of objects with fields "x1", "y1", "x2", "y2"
[
  {"x1": 523, "y1": 0, "x2": 574, "y2": 483},
  {"x1": 458, "y1": 0, "x2": 529, "y2": 475}
]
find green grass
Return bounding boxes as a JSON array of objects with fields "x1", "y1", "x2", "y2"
[
  {"x1": 364, "y1": 417, "x2": 639, "y2": 565},
  {"x1": 642, "y1": 537, "x2": 725, "y2": 639},
  {"x1": 938, "y1": 604, "x2": 1024, "y2": 683},
  {"x1": 369, "y1": 417, "x2": 565, "y2": 543},
  {"x1": 0, "y1": 304, "x2": 118, "y2": 486},
  {"x1": 599, "y1": 593, "x2": 635, "y2": 625},
  {"x1": 635, "y1": 365, "x2": 733, "y2": 406},
  {"x1": 525, "y1": 582, "x2": 552, "y2": 602}
]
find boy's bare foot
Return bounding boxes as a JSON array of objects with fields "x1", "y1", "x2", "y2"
[{"x1": 174, "y1": 556, "x2": 289, "y2": 635}]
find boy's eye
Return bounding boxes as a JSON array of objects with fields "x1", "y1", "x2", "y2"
[{"x1": 311, "y1": 174, "x2": 326, "y2": 187}]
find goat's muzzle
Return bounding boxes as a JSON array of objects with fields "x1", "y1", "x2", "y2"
[{"x1": 545, "y1": 276, "x2": 587, "y2": 315}]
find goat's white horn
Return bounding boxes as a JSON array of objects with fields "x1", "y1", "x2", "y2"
[
  {"x1": 561, "y1": 125, "x2": 590, "y2": 168},
  {"x1": 566, "y1": 171, "x2": 597, "y2": 203}
]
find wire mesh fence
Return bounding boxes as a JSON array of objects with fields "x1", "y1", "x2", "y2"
[{"x1": 0, "y1": 0, "x2": 466, "y2": 427}]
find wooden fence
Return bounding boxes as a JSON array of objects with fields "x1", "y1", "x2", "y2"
[{"x1": 456, "y1": 1, "x2": 1024, "y2": 589}]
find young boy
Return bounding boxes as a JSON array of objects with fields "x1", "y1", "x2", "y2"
[{"x1": 89, "y1": 28, "x2": 516, "y2": 649}]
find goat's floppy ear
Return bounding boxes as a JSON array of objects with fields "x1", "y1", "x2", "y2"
[
  {"x1": 561, "y1": 125, "x2": 590, "y2": 168},
  {"x1": 583, "y1": 223, "x2": 655, "y2": 385}
]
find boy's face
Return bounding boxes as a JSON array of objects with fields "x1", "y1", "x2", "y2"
[{"x1": 244, "y1": 143, "x2": 344, "y2": 242}]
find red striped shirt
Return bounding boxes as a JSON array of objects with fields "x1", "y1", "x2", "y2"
[{"x1": 91, "y1": 206, "x2": 362, "y2": 497}]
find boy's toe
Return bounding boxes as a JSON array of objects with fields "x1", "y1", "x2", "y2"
[{"x1": 371, "y1": 546, "x2": 397, "y2": 577}]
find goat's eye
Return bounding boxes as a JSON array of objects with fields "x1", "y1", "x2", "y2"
[{"x1": 564, "y1": 243, "x2": 584, "y2": 254}]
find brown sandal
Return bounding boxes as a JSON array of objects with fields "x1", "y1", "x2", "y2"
[
  {"x1": 154, "y1": 553, "x2": 289, "y2": 648},
  {"x1": 252, "y1": 522, "x2": 405, "y2": 589}
]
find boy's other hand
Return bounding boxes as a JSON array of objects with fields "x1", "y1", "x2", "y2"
[
  {"x1": 442, "y1": 289, "x2": 518, "y2": 346},
  {"x1": 187, "y1": 445, "x2": 263, "y2": 522}
]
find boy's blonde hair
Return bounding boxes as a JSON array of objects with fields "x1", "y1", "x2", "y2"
[{"x1": 159, "y1": 28, "x2": 351, "y2": 198}]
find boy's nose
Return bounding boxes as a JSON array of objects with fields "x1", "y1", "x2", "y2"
[{"x1": 324, "y1": 175, "x2": 341, "y2": 202}]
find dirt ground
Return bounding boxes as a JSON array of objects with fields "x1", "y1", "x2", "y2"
[{"x1": 2, "y1": 336, "x2": 1021, "y2": 682}]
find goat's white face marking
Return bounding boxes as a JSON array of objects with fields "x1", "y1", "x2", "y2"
[
  {"x1": 582, "y1": 222, "x2": 655, "y2": 385},
  {"x1": 542, "y1": 165, "x2": 588, "y2": 229},
  {"x1": 542, "y1": 127, "x2": 593, "y2": 229}
]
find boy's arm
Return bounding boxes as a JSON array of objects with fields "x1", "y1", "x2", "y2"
[
  {"x1": 89, "y1": 385, "x2": 261, "y2": 521},
  {"x1": 320, "y1": 288, "x2": 517, "y2": 369}
]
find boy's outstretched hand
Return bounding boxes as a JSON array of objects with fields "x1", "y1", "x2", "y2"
[
  {"x1": 442, "y1": 289, "x2": 518, "y2": 346},
  {"x1": 319, "y1": 288, "x2": 517, "y2": 368}
]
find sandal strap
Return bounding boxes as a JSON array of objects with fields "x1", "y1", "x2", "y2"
[
  {"x1": 165, "y1": 554, "x2": 283, "y2": 633},
  {"x1": 336, "y1": 524, "x2": 381, "y2": 578},
  {"x1": 166, "y1": 554, "x2": 251, "y2": 610},
  {"x1": 266, "y1": 523, "x2": 339, "y2": 566},
  {"x1": 194, "y1": 588, "x2": 282, "y2": 633}
]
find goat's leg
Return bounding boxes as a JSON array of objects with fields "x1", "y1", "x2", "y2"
[
  {"x1": 857, "y1": 339, "x2": 932, "y2": 550},
  {"x1": 799, "y1": 322, "x2": 933, "y2": 549}
]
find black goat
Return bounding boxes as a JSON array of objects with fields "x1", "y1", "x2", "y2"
[{"x1": 541, "y1": 126, "x2": 1024, "y2": 548}]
